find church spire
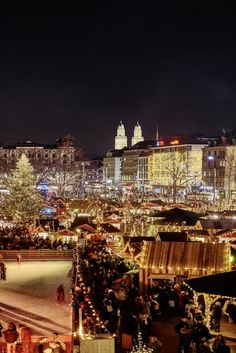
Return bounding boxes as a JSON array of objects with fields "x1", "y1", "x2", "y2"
[
  {"x1": 131, "y1": 121, "x2": 144, "y2": 146},
  {"x1": 115, "y1": 121, "x2": 127, "y2": 149}
]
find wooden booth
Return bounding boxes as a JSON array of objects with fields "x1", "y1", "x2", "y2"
[{"x1": 139, "y1": 241, "x2": 231, "y2": 293}]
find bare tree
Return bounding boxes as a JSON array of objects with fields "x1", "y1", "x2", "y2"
[
  {"x1": 46, "y1": 164, "x2": 81, "y2": 199},
  {"x1": 224, "y1": 147, "x2": 236, "y2": 203},
  {"x1": 162, "y1": 148, "x2": 199, "y2": 203}
]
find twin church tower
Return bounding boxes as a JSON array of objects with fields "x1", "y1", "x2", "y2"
[{"x1": 115, "y1": 121, "x2": 144, "y2": 150}]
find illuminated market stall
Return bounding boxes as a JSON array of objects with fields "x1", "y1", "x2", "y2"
[{"x1": 139, "y1": 241, "x2": 231, "y2": 293}]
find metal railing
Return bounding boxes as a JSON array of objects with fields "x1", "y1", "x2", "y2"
[{"x1": 0, "y1": 249, "x2": 73, "y2": 260}]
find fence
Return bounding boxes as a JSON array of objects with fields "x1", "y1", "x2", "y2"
[{"x1": 0, "y1": 249, "x2": 73, "y2": 261}]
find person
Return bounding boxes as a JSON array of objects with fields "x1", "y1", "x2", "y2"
[
  {"x1": 175, "y1": 313, "x2": 191, "y2": 353},
  {"x1": 212, "y1": 335, "x2": 224, "y2": 353},
  {"x1": 4, "y1": 322, "x2": 19, "y2": 353},
  {"x1": 0, "y1": 322, "x2": 3, "y2": 351},
  {"x1": 19, "y1": 324, "x2": 32, "y2": 353},
  {"x1": 16, "y1": 252, "x2": 22, "y2": 266},
  {"x1": 0, "y1": 262, "x2": 6, "y2": 280},
  {"x1": 191, "y1": 317, "x2": 212, "y2": 353},
  {"x1": 199, "y1": 339, "x2": 212, "y2": 352},
  {"x1": 213, "y1": 302, "x2": 222, "y2": 332},
  {"x1": 43, "y1": 333, "x2": 66, "y2": 353},
  {"x1": 212, "y1": 335, "x2": 231, "y2": 353},
  {"x1": 56, "y1": 284, "x2": 65, "y2": 303},
  {"x1": 147, "y1": 335, "x2": 162, "y2": 353}
]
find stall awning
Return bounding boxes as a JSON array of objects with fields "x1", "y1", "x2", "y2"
[{"x1": 185, "y1": 271, "x2": 236, "y2": 298}]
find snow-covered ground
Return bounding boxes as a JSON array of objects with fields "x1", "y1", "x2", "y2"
[{"x1": 0, "y1": 261, "x2": 72, "y2": 336}]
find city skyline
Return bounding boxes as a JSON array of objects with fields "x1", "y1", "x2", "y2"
[{"x1": 1, "y1": 2, "x2": 236, "y2": 154}]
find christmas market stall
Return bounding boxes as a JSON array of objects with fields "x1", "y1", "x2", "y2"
[
  {"x1": 139, "y1": 241, "x2": 231, "y2": 293},
  {"x1": 185, "y1": 271, "x2": 236, "y2": 328}
]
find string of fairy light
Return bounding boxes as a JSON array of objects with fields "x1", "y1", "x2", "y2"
[{"x1": 73, "y1": 249, "x2": 112, "y2": 338}]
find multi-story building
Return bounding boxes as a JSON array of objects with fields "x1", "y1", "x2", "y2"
[
  {"x1": 149, "y1": 138, "x2": 206, "y2": 201},
  {"x1": 103, "y1": 150, "x2": 122, "y2": 185},
  {"x1": 202, "y1": 145, "x2": 236, "y2": 202},
  {"x1": 0, "y1": 135, "x2": 82, "y2": 172},
  {"x1": 137, "y1": 152, "x2": 150, "y2": 188},
  {"x1": 121, "y1": 141, "x2": 156, "y2": 186}
]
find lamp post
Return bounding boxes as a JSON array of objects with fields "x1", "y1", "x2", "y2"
[{"x1": 207, "y1": 155, "x2": 217, "y2": 206}]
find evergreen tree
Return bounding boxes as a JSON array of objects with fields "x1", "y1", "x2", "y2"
[{"x1": 2, "y1": 154, "x2": 42, "y2": 221}]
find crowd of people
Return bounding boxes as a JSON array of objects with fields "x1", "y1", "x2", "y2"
[
  {"x1": 175, "y1": 308, "x2": 231, "y2": 353},
  {"x1": 0, "y1": 321, "x2": 66, "y2": 353},
  {"x1": 71, "y1": 240, "x2": 234, "y2": 353},
  {"x1": 0, "y1": 223, "x2": 75, "y2": 250},
  {"x1": 0, "y1": 225, "x2": 235, "y2": 353}
]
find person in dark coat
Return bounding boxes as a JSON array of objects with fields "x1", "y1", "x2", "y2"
[
  {"x1": 4, "y1": 322, "x2": 19, "y2": 353},
  {"x1": 56, "y1": 284, "x2": 65, "y2": 303},
  {"x1": 0, "y1": 262, "x2": 6, "y2": 280},
  {"x1": 213, "y1": 302, "x2": 222, "y2": 332},
  {"x1": 191, "y1": 318, "x2": 211, "y2": 353},
  {"x1": 212, "y1": 335, "x2": 231, "y2": 353},
  {"x1": 175, "y1": 313, "x2": 191, "y2": 353}
]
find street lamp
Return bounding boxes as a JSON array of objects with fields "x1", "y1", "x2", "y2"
[{"x1": 207, "y1": 155, "x2": 217, "y2": 205}]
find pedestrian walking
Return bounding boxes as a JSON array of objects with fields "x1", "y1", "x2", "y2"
[
  {"x1": 16, "y1": 252, "x2": 22, "y2": 266},
  {"x1": 56, "y1": 284, "x2": 65, "y2": 303},
  {"x1": 0, "y1": 262, "x2": 6, "y2": 280}
]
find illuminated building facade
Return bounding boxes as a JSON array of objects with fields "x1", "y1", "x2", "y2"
[
  {"x1": 103, "y1": 150, "x2": 122, "y2": 184},
  {"x1": 149, "y1": 139, "x2": 206, "y2": 198},
  {"x1": 0, "y1": 135, "x2": 80, "y2": 171},
  {"x1": 202, "y1": 145, "x2": 236, "y2": 201},
  {"x1": 121, "y1": 141, "x2": 156, "y2": 185}
]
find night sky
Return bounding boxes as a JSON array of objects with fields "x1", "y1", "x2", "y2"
[{"x1": 1, "y1": 2, "x2": 236, "y2": 155}]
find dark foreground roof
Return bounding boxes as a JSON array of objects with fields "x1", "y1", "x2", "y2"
[
  {"x1": 158, "y1": 232, "x2": 188, "y2": 242},
  {"x1": 155, "y1": 208, "x2": 200, "y2": 226},
  {"x1": 185, "y1": 271, "x2": 236, "y2": 298}
]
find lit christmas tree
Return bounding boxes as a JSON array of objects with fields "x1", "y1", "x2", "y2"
[
  {"x1": 2, "y1": 154, "x2": 43, "y2": 221},
  {"x1": 129, "y1": 332, "x2": 153, "y2": 353}
]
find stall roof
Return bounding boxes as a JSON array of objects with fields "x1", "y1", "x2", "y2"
[
  {"x1": 140, "y1": 241, "x2": 230, "y2": 277},
  {"x1": 158, "y1": 232, "x2": 188, "y2": 242},
  {"x1": 185, "y1": 271, "x2": 236, "y2": 297},
  {"x1": 154, "y1": 208, "x2": 200, "y2": 226}
]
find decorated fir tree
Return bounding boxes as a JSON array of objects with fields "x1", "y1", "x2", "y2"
[{"x1": 3, "y1": 154, "x2": 42, "y2": 221}]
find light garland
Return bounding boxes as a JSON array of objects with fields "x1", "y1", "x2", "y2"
[
  {"x1": 129, "y1": 332, "x2": 153, "y2": 353},
  {"x1": 75, "y1": 261, "x2": 111, "y2": 337}
]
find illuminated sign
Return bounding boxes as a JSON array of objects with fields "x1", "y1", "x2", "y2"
[{"x1": 170, "y1": 139, "x2": 179, "y2": 145}]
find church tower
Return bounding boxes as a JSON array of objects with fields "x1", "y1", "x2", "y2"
[
  {"x1": 131, "y1": 122, "x2": 144, "y2": 146},
  {"x1": 115, "y1": 121, "x2": 128, "y2": 150}
]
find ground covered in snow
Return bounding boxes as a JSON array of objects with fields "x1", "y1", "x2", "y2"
[{"x1": 0, "y1": 261, "x2": 72, "y2": 336}]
